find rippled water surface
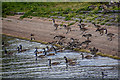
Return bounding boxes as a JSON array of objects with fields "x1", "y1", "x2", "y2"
[{"x1": 1, "y1": 35, "x2": 119, "y2": 79}]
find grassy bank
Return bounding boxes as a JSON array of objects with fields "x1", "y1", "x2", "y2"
[
  {"x1": 2, "y1": 2, "x2": 119, "y2": 26},
  {"x1": 2, "y1": 33, "x2": 120, "y2": 60}
]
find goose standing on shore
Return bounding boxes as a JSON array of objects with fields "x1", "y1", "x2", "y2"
[
  {"x1": 79, "y1": 25, "x2": 88, "y2": 34},
  {"x1": 89, "y1": 47, "x2": 99, "y2": 56},
  {"x1": 96, "y1": 27, "x2": 107, "y2": 36},
  {"x1": 30, "y1": 33, "x2": 35, "y2": 40},
  {"x1": 52, "y1": 18, "x2": 60, "y2": 30},
  {"x1": 81, "y1": 40, "x2": 91, "y2": 49},
  {"x1": 82, "y1": 34, "x2": 92, "y2": 40},
  {"x1": 63, "y1": 25, "x2": 71, "y2": 34},
  {"x1": 106, "y1": 33, "x2": 114, "y2": 41},
  {"x1": 92, "y1": 23, "x2": 101, "y2": 29}
]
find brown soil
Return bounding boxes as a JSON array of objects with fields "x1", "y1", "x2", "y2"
[{"x1": 2, "y1": 15, "x2": 119, "y2": 57}]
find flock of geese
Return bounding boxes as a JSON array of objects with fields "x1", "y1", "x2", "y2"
[
  {"x1": 3, "y1": 43, "x2": 98, "y2": 68},
  {"x1": 50, "y1": 18, "x2": 116, "y2": 51},
  {"x1": 52, "y1": 18, "x2": 115, "y2": 41},
  {"x1": 2, "y1": 17, "x2": 115, "y2": 78},
  {"x1": 27, "y1": 18, "x2": 110, "y2": 68},
  {"x1": 32, "y1": 44, "x2": 99, "y2": 68},
  {"x1": 2, "y1": 18, "x2": 115, "y2": 68},
  {"x1": 15, "y1": 43, "x2": 106, "y2": 78}
]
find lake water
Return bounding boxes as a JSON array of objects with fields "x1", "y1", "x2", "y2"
[{"x1": 1, "y1": 35, "x2": 119, "y2": 79}]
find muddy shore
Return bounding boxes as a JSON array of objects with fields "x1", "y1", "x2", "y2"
[{"x1": 2, "y1": 15, "x2": 119, "y2": 57}]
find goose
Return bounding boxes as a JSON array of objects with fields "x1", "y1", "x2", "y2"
[
  {"x1": 92, "y1": 23, "x2": 101, "y2": 28},
  {"x1": 81, "y1": 24, "x2": 88, "y2": 28},
  {"x1": 56, "y1": 47, "x2": 65, "y2": 52},
  {"x1": 82, "y1": 34, "x2": 92, "y2": 40},
  {"x1": 77, "y1": 18, "x2": 82, "y2": 26},
  {"x1": 79, "y1": 18, "x2": 82, "y2": 24},
  {"x1": 84, "y1": 55, "x2": 92, "y2": 59},
  {"x1": 38, "y1": 55, "x2": 46, "y2": 58},
  {"x1": 54, "y1": 35, "x2": 65, "y2": 41},
  {"x1": 17, "y1": 45, "x2": 29, "y2": 52},
  {"x1": 81, "y1": 53, "x2": 84, "y2": 60},
  {"x1": 48, "y1": 59, "x2": 60, "y2": 68},
  {"x1": 17, "y1": 47, "x2": 20, "y2": 52},
  {"x1": 37, "y1": 48, "x2": 47, "y2": 58},
  {"x1": 4, "y1": 48, "x2": 8, "y2": 54},
  {"x1": 101, "y1": 72, "x2": 107, "y2": 79},
  {"x1": 47, "y1": 53, "x2": 56, "y2": 56},
  {"x1": 53, "y1": 46, "x2": 57, "y2": 54},
  {"x1": 34, "y1": 47, "x2": 43, "y2": 54},
  {"x1": 79, "y1": 25, "x2": 88, "y2": 34},
  {"x1": 19, "y1": 45, "x2": 22, "y2": 51},
  {"x1": 93, "y1": 54, "x2": 98, "y2": 58},
  {"x1": 46, "y1": 46, "x2": 53, "y2": 52},
  {"x1": 4, "y1": 48, "x2": 13, "y2": 55},
  {"x1": 96, "y1": 27, "x2": 107, "y2": 36},
  {"x1": 68, "y1": 61, "x2": 77, "y2": 66},
  {"x1": 70, "y1": 38, "x2": 79, "y2": 43},
  {"x1": 82, "y1": 40, "x2": 91, "y2": 44},
  {"x1": 106, "y1": 33, "x2": 114, "y2": 41},
  {"x1": 47, "y1": 46, "x2": 57, "y2": 56},
  {"x1": 78, "y1": 23, "x2": 88, "y2": 28},
  {"x1": 52, "y1": 18, "x2": 60, "y2": 30},
  {"x1": 2, "y1": 41, "x2": 4, "y2": 45},
  {"x1": 34, "y1": 47, "x2": 38, "y2": 57},
  {"x1": 67, "y1": 41, "x2": 81, "y2": 49},
  {"x1": 81, "y1": 53, "x2": 92, "y2": 59},
  {"x1": 64, "y1": 56, "x2": 77, "y2": 63},
  {"x1": 63, "y1": 25, "x2": 71, "y2": 34},
  {"x1": 31, "y1": 33, "x2": 34, "y2": 36},
  {"x1": 36, "y1": 47, "x2": 56, "y2": 56},
  {"x1": 37, "y1": 51, "x2": 43, "y2": 54},
  {"x1": 81, "y1": 40, "x2": 91, "y2": 48},
  {"x1": 89, "y1": 47, "x2": 98, "y2": 55},
  {"x1": 30, "y1": 33, "x2": 35, "y2": 40},
  {"x1": 2, "y1": 41, "x2": 9, "y2": 47},
  {"x1": 64, "y1": 56, "x2": 77, "y2": 67}
]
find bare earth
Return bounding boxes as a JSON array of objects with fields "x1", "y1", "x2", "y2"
[{"x1": 2, "y1": 15, "x2": 119, "y2": 57}]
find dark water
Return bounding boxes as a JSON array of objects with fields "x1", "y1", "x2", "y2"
[{"x1": 1, "y1": 35, "x2": 119, "y2": 79}]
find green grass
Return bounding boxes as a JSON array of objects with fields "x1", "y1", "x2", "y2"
[
  {"x1": 2, "y1": 2, "x2": 112, "y2": 18},
  {"x1": 106, "y1": 24, "x2": 111, "y2": 26},
  {"x1": 2, "y1": 2, "x2": 118, "y2": 25},
  {"x1": 100, "y1": 22, "x2": 105, "y2": 25},
  {"x1": 68, "y1": 22, "x2": 76, "y2": 26},
  {"x1": 96, "y1": 52, "x2": 120, "y2": 60},
  {"x1": 73, "y1": 48, "x2": 90, "y2": 53}
]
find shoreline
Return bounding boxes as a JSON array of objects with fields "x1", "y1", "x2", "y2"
[
  {"x1": 2, "y1": 15, "x2": 119, "y2": 59},
  {"x1": 2, "y1": 33, "x2": 120, "y2": 60}
]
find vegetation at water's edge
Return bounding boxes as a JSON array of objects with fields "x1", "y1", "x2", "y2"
[
  {"x1": 2, "y1": 2, "x2": 119, "y2": 26},
  {"x1": 2, "y1": 33, "x2": 120, "y2": 60}
]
